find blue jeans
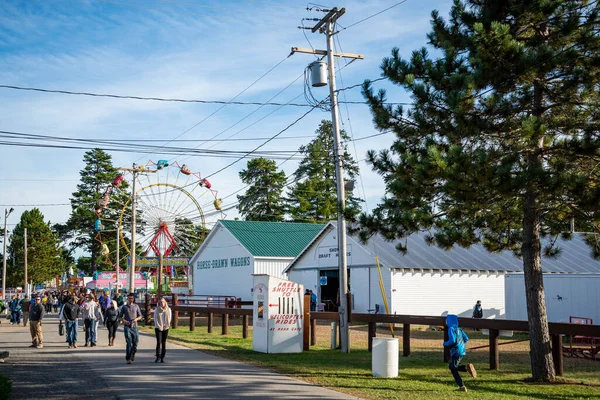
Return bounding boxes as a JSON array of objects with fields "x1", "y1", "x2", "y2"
[
  {"x1": 84, "y1": 319, "x2": 97, "y2": 344},
  {"x1": 124, "y1": 326, "x2": 139, "y2": 361},
  {"x1": 66, "y1": 320, "x2": 78, "y2": 345},
  {"x1": 11, "y1": 311, "x2": 21, "y2": 324},
  {"x1": 449, "y1": 355, "x2": 467, "y2": 388}
]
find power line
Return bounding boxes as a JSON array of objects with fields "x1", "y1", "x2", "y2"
[
  {"x1": 204, "y1": 104, "x2": 321, "y2": 179},
  {"x1": 141, "y1": 53, "x2": 293, "y2": 163},
  {"x1": 334, "y1": 0, "x2": 410, "y2": 34},
  {"x1": 0, "y1": 83, "x2": 411, "y2": 106},
  {"x1": 0, "y1": 203, "x2": 70, "y2": 207}
]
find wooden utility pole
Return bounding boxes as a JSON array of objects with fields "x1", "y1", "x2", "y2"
[
  {"x1": 24, "y1": 227, "x2": 27, "y2": 296},
  {"x1": 158, "y1": 253, "x2": 163, "y2": 299},
  {"x1": 292, "y1": 7, "x2": 363, "y2": 353},
  {"x1": 118, "y1": 164, "x2": 156, "y2": 294}
]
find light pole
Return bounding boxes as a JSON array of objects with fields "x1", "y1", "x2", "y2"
[{"x1": 2, "y1": 207, "x2": 14, "y2": 300}]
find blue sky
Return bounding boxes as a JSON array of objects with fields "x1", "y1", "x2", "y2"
[{"x1": 0, "y1": 0, "x2": 451, "y2": 236}]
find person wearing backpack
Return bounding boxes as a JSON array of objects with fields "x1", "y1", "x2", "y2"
[
  {"x1": 443, "y1": 314, "x2": 477, "y2": 392},
  {"x1": 104, "y1": 300, "x2": 120, "y2": 346}
]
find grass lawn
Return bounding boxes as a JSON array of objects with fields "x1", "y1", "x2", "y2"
[
  {"x1": 0, "y1": 373, "x2": 11, "y2": 400},
  {"x1": 142, "y1": 321, "x2": 600, "y2": 399}
]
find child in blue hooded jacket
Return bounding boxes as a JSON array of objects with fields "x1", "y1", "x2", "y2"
[{"x1": 443, "y1": 314, "x2": 477, "y2": 392}]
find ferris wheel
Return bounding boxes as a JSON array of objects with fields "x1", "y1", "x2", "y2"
[{"x1": 94, "y1": 160, "x2": 224, "y2": 267}]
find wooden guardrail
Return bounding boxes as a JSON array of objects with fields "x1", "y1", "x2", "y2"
[
  {"x1": 308, "y1": 311, "x2": 600, "y2": 376},
  {"x1": 168, "y1": 293, "x2": 600, "y2": 377}
]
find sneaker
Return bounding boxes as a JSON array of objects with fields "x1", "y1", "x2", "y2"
[
  {"x1": 73, "y1": 344, "x2": 78, "y2": 349},
  {"x1": 36, "y1": 344, "x2": 43, "y2": 349},
  {"x1": 68, "y1": 345, "x2": 72, "y2": 349},
  {"x1": 29, "y1": 344, "x2": 37, "y2": 348},
  {"x1": 127, "y1": 360, "x2": 132, "y2": 364},
  {"x1": 84, "y1": 343, "x2": 88, "y2": 347},
  {"x1": 467, "y1": 363, "x2": 477, "y2": 378},
  {"x1": 131, "y1": 353, "x2": 135, "y2": 362},
  {"x1": 458, "y1": 386, "x2": 468, "y2": 392},
  {"x1": 91, "y1": 343, "x2": 96, "y2": 347}
]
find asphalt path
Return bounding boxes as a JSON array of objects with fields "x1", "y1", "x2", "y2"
[{"x1": 0, "y1": 313, "x2": 357, "y2": 400}]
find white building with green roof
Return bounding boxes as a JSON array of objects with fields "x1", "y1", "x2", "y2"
[{"x1": 189, "y1": 220, "x2": 325, "y2": 301}]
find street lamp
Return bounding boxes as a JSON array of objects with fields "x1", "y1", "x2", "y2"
[{"x1": 2, "y1": 207, "x2": 14, "y2": 300}]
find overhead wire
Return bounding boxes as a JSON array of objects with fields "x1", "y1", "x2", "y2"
[
  {"x1": 133, "y1": 52, "x2": 294, "y2": 163},
  {"x1": 333, "y1": 0, "x2": 410, "y2": 34}
]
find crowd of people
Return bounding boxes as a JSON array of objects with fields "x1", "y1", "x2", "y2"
[{"x1": 1, "y1": 288, "x2": 172, "y2": 364}]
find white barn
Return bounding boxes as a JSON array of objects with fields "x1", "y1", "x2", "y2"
[
  {"x1": 189, "y1": 220, "x2": 325, "y2": 301},
  {"x1": 284, "y1": 222, "x2": 600, "y2": 319}
]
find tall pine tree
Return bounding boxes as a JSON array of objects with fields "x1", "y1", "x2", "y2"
[
  {"x1": 7, "y1": 209, "x2": 63, "y2": 286},
  {"x1": 359, "y1": 1, "x2": 600, "y2": 382},
  {"x1": 56, "y1": 149, "x2": 130, "y2": 274},
  {"x1": 237, "y1": 157, "x2": 287, "y2": 221},
  {"x1": 287, "y1": 120, "x2": 362, "y2": 223}
]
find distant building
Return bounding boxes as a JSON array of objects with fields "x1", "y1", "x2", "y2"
[{"x1": 189, "y1": 220, "x2": 325, "y2": 301}]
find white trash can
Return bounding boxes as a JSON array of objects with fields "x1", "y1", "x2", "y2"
[{"x1": 372, "y1": 337, "x2": 399, "y2": 378}]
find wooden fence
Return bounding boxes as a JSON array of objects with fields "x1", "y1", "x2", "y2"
[{"x1": 164, "y1": 293, "x2": 600, "y2": 377}]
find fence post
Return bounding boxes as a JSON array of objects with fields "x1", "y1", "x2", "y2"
[
  {"x1": 190, "y1": 311, "x2": 196, "y2": 331},
  {"x1": 144, "y1": 293, "x2": 151, "y2": 325},
  {"x1": 303, "y1": 294, "x2": 310, "y2": 351},
  {"x1": 310, "y1": 318, "x2": 317, "y2": 346},
  {"x1": 207, "y1": 312, "x2": 213, "y2": 333},
  {"x1": 443, "y1": 325, "x2": 450, "y2": 362},
  {"x1": 368, "y1": 322, "x2": 376, "y2": 352},
  {"x1": 551, "y1": 334, "x2": 564, "y2": 376},
  {"x1": 403, "y1": 323, "x2": 411, "y2": 356},
  {"x1": 172, "y1": 293, "x2": 179, "y2": 329},
  {"x1": 222, "y1": 313, "x2": 228, "y2": 335},
  {"x1": 242, "y1": 314, "x2": 248, "y2": 339},
  {"x1": 489, "y1": 329, "x2": 499, "y2": 370}
]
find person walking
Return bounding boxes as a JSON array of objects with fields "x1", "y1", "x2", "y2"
[
  {"x1": 10, "y1": 294, "x2": 22, "y2": 325},
  {"x1": 62, "y1": 296, "x2": 80, "y2": 349},
  {"x1": 153, "y1": 297, "x2": 172, "y2": 363},
  {"x1": 28, "y1": 295, "x2": 45, "y2": 348},
  {"x1": 21, "y1": 295, "x2": 31, "y2": 327},
  {"x1": 443, "y1": 314, "x2": 477, "y2": 392},
  {"x1": 82, "y1": 294, "x2": 102, "y2": 347},
  {"x1": 119, "y1": 293, "x2": 142, "y2": 364},
  {"x1": 104, "y1": 300, "x2": 120, "y2": 346}
]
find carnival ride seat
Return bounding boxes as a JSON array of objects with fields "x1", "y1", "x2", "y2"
[{"x1": 180, "y1": 164, "x2": 191, "y2": 175}]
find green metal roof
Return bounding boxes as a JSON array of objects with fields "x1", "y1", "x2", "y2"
[{"x1": 219, "y1": 220, "x2": 326, "y2": 257}]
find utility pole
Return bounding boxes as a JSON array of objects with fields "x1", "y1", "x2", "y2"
[
  {"x1": 115, "y1": 225, "x2": 120, "y2": 295},
  {"x1": 2, "y1": 207, "x2": 14, "y2": 300},
  {"x1": 129, "y1": 169, "x2": 137, "y2": 294},
  {"x1": 158, "y1": 253, "x2": 163, "y2": 299},
  {"x1": 292, "y1": 7, "x2": 363, "y2": 353},
  {"x1": 24, "y1": 227, "x2": 27, "y2": 296},
  {"x1": 118, "y1": 164, "x2": 156, "y2": 294}
]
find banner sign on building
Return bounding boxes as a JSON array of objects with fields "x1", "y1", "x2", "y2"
[
  {"x1": 317, "y1": 245, "x2": 352, "y2": 266},
  {"x1": 127, "y1": 257, "x2": 190, "y2": 267}
]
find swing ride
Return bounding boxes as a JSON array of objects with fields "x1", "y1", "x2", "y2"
[{"x1": 93, "y1": 160, "x2": 224, "y2": 286}]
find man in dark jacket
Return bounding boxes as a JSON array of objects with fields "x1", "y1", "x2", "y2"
[
  {"x1": 62, "y1": 296, "x2": 80, "y2": 349},
  {"x1": 21, "y1": 295, "x2": 31, "y2": 327},
  {"x1": 29, "y1": 296, "x2": 45, "y2": 348}
]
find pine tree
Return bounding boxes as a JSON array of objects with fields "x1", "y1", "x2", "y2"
[
  {"x1": 359, "y1": 1, "x2": 600, "y2": 382},
  {"x1": 7, "y1": 209, "x2": 63, "y2": 286},
  {"x1": 288, "y1": 120, "x2": 362, "y2": 223},
  {"x1": 237, "y1": 157, "x2": 287, "y2": 221},
  {"x1": 56, "y1": 148, "x2": 129, "y2": 274}
]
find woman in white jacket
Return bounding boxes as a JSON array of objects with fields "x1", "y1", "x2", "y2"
[{"x1": 154, "y1": 297, "x2": 172, "y2": 363}]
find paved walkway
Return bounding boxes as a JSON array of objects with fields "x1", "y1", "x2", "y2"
[{"x1": 0, "y1": 314, "x2": 357, "y2": 400}]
